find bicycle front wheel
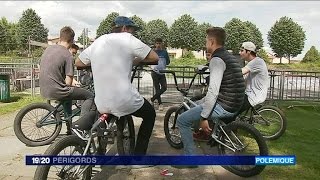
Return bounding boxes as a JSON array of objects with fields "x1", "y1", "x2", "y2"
[
  {"x1": 254, "y1": 105, "x2": 287, "y2": 140},
  {"x1": 217, "y1": 121, "x2": 268, "y2": 177},
  {"x1": 34, "y1": 135, "x2": 92, "y2": 180},
  {"x1": 13, "y1": 103, "x2": 62, "y2": 146}
]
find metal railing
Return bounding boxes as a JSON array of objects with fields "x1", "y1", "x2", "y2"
[{"x1": 1, "y1": 63, "x2": 320, "y2": 102}]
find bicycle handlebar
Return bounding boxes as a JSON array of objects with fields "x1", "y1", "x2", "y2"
[{"x1": 159, "y1": 67, "x2": 209, "y2": 96}]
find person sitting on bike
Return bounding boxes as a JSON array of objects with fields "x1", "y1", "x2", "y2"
[
  {"x1": 176, "y1": 27, "x2": 245, "y2": 161},
  {"x1": 239, "y1": 42, "x2": 269, "y2": 112},
  {"x1": 75, "y1": 16, "x2": 159, "y2": 155},
  {"x1": 39, "y1": 26, "x2": 94, "y2": 135}
]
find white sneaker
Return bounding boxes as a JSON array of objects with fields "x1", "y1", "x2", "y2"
[{"x1": 158, "y1": 104, "x2": 164, "y2": 111}]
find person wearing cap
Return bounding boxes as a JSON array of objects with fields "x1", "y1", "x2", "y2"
[
  {"x1": 239, "y1": 41, "x2": 269, "y2": 111},
  {"x1": 75, "y1": 16, "x2": 159, "y2": 155},
  {"x1": 173, "y1": 27, "x2": 245, "y2": 166},
  {"x1": 150, "y1": 38, "x2": 170, "y2": 111}
]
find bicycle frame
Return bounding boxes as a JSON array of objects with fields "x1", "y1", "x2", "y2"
[{"x1": 36, "y1": 102, "x2": 81, "y2": 127}]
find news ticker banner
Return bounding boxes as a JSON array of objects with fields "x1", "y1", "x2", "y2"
[{"x1": 26, "y1": 155, "x2": 296, "y2": 166}]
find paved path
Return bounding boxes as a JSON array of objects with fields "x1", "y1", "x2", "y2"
[{"x1": 0, "y1": 107, "x2": 261, "y2": 180}]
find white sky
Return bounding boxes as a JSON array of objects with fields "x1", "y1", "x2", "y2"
[{"x1": 1, "y1": 1, "x2": 319, "y2": 59}]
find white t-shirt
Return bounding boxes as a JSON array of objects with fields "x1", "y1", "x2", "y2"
[
  {"x1": 78, "y1": 32, "x2": 151, "y2": 117},
  {"x1": 244, "y1": 57, "x2": 269, "y2": 106}
]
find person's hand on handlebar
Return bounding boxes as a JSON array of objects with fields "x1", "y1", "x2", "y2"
[{"x1": 199, "y1": 119, "x2": 212, "y2": 134}]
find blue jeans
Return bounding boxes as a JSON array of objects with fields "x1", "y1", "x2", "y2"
[{"x1": 177, "y1": 103, "x2": 235, "y2": 155}]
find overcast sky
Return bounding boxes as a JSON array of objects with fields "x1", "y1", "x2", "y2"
[{"x1": 1, "y1": 1, "x2": 319, "y2": 59}]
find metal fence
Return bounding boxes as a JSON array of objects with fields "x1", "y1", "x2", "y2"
[{"x1": 1, "y1": 62, "x2": 320, "y2": 103}]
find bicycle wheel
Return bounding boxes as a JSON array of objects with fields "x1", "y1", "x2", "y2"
[
  {"x1": 117, "y1": 115, "x2": 135, "y2": 155},
  {"x1": 164, "y1": 106, "x2": 184, "y2": 149},
  {"x1": 34, "y1": 135, "x2": 92, "y2": 180},
  {"x1": 217, "y1": 121, "x2": 268, "y2": 177},
  {"x1": 254, "y1": 105, "x2": 287, "y2": 140},
  {"x1": 13, "y1": 103, "x2": 62, "y2": 146}
]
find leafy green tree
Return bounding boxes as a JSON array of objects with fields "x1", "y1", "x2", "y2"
[
  {"x1": 0, "y1": 17, "x2": 19, "y2": 53},
  {"x1": 224, "y1": 18, "x2": 251, "y2": 54},
  {"x1": 244, "y1": 21, "x2": 263, "y2": 50},
  {"x1": 268, "y1": 16, "x2": 306, "y2": 63},
  {"x1": 0, "y1": 23, "x2": 6, "y2": 53},
  {"x1": 196, "y1": 22, "x2": 212, "y2": 51},
  {"x1": 145, "y1": 19, "x2": 169, "y2": 46},
  {"x1": 302, "y1": 46, "x2": 320, "y2": 63},
  {"x1": 96, "y1": 12, "x2": 119, "y2": 38},
  {"x1": 169, "y1": 14, "x2": 201, "y2": 52},
  {"x1": 77, "y1": 30, "x2": 90, "y2": 46},
  {"x1": 17, "y1": 9, "x2": 48, "y2": 49},
  {"x1": 130, "y1": 15, "x2": 147, "y2": 43}
]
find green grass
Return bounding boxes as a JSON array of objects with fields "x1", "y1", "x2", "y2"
[
  {"x1": 260, "y1": 102, "x2": 320, "y2": 179},
  {"x1": 0, "y1": 93, "x2": 45, "y2": 115}
]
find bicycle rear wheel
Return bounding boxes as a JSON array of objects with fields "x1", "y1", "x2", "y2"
[
  {"x1": 217, "y1": 121, "x2": 268, "y2": 177},
  {"x1": 117, "y1": 115, "x2": 135, "y2": 155},
  {"x1": 34, "y1": 135, "x2": 92, "y2": 180},
  {"x1": 254, "y1": 105, "x2": 287, "y2": 140},
  {"x1": 13, "y1": 103, "x2": 62, "y2": 146},
  {"x1": 164, "y1": 106, "x2": 185, "y2": 149}
]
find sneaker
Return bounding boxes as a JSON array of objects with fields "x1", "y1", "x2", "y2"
[
  {"x1": 193, "y1": 130, "x2": 210, "y2": 142},
  {"x1": 158, "y1": 104, "x2": 164, "y2": 111}
]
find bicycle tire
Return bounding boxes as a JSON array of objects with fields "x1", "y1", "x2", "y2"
[
  {"x1": 34, "y1": 135, "x2": 92, "y2": 180},
  {"x1": 164, "y1": 106, "x2": 184, "y2": 149},
  {"x1": 116, "y1": 115, "x2": 135, "y2": 155},
  {"x1": 13, "y1": 103, "x2": 62, "y2": 146},
  {"x1": 255, "y1": 105, "x2": 287, "y2": 140},
  {"x1": 217, "y1": 121, "x2": 268, "y2": 177}
]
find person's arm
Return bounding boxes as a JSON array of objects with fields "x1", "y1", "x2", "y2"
[
  {"x1": 200, "y1": 57, "x2": 226, "y2": 119},
  {"x1": 130, "y1": 35, "x2": 159, "y2": 65},
  {"x1": 242, "y1": 66, "x2": 250, "y2": 75},
  {"x1": 76, "y1": 46, "x2": 92, "y2": 68},
  {"x1": 65, "y1": 55, "x2": 74, "y2": 86}
]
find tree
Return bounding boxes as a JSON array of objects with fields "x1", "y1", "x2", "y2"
[
  {"x1": 77, "y1": 29, "x2": 90, "y2": 46},
  {"x1": 302, "y1": 46, "x2": 320, "y2": 63},
  {"x1": 196, "y1": 22, "x2": 212, "y2": 51},
  {"x1": 268, "y1": 16, "x2": 306, "y2": 63},
  {"x1": 0, "y1": 17, "x2": 18, "y2": 52},
  {"x1": 130, "y1": 15, "x2": 147, "y2": 43},
  {"x1": 17, "y1": 9, "x2": 48, "y2": 49},
  {"x1": 169, "y1": 14, "x2": 201, "y2": 52},
  {"x1": 224, "y1": 18, "x2": 251, "y2": 54},
  {"x1": 145, "y1": 19, "x2": 169, "y2": 46},
  {"x1": 244, "y1": 21, "x2": 263, "y2": 50},
  {"x1": 96, "y1": 12, "x2": 119, "y2": 38},
  {"x1": 0, "y1": 23, "x2": 6, "y2": 53}
]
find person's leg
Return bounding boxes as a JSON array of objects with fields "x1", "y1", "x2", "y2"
[
  {"x1": 130, "y1": 98, "x2": 156, "y2": 155},
  {"x1": 176, "y1": 105, "x2": 203, "y2": 155},
  {"x1": 210, "y1": 103, "x2": 236, "y2": 122},
  {"x1": 150, "y1": 72, "x2": 161, "y2": 103},
  {"x1": 63, "y1": 87, "x2": 94, "y2": 117},
  {"x1": 62, "y1": 100, "x2": 73, "y2": 134},
  {"x1": 157, "y1": 74, "x2": 167, "y2": 105}
]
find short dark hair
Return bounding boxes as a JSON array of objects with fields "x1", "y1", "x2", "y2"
[
  {"x1": 60, "y1": 26, "x2": 75, "y2": 44},
  {"x1": 70, "y1": 44, "x2": 79, "y2": 50},
  {"x1": 155, "y1": 38, "x2": 163, "y2": 43},
  {"x1": 206, "y1": 27, "x2": 226, "y2": 46},
  {"x1": 111, "y1": 21, "x2": 123, "y2": 33}
]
